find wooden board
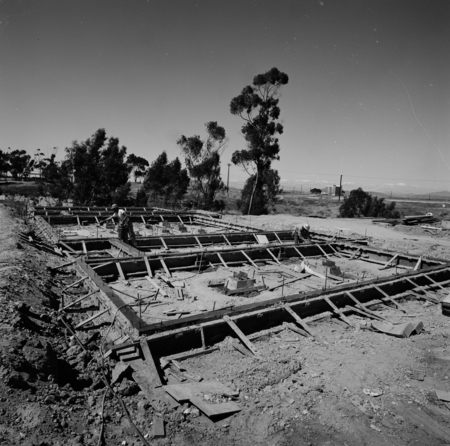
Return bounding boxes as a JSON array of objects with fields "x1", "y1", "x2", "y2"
[
  {"x1": 153, "y1": 417, "x2": 165, "y2": 437},
  {"x1": 223, "y1": 315, "x2": 259, "y2": 356},
  {"x1": 189, "y1": 397, "x2": 241, "y2": 418},
  {"x1": 162, "y1": 381, "x2": 239, "y2": 402}
]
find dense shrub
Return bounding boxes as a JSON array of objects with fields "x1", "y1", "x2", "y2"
[{"x1": 339, "y1": 188, "x2": 400, "y2": 218}]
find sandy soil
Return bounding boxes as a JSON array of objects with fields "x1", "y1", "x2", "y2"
[{"x1": 2, "y1": 206, "x2": 450, "y2": 446}]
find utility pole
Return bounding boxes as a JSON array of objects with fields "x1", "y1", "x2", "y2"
[
  {"x1": 227, "y1": 163, "x2": 231, "y2": 197},
  {"x1": 338, "y1": 174, "x2": 343, "y2": 201}
]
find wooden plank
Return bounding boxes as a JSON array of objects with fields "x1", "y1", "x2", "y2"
[
  {"x1": 163, "y1": 347, "x2": 219, "y2": 362},
  {"x1": 405, "y1": 278, "x2": 438, "y2": 302},
  {"x1": 75, "y1": 308, "x2": 109, "y2": 329},
  {"x1": 50, "y1": 259, "x2": 77, "y2": 270},
  {"x1": 292, "y1": 246, "x2": 305, "y2": 260},
  {"x1": 379, "y1": 253, "x2": 399, "y2": 270},
  {"x1": 222, "y1": 235, "x2": 232, "y2": 246},
  {"x1": 194, "y1": 236, "x2": 203, "y2": 248},
  {"x1": 146, "y1": 276, "x2": 168, "y2": 297},
  {"x1": 159, "y1": 258, "x2": 172, "y2": 277},
  {"x1": 284, "y1": 321, "x2": 309, "y2": 337},
  {"x1": 240, "y1": 250, "x2": 259, "y2": 269},
  {"x1": 189, "y1": 397, "x2": 241, "y2": 418},
  {"x1": 141, "y1": 215, "x2": 146, "y2": 224},
  {"x1": 77, "y1": 216, "x2": 81, "y2": 226},
  {"x1": 232, "y1": 342, "x2": 253, "y2": 357},
  {"x1": 160, "y1": 238, "x2": 168, "y2": 249},
  {"x1": 61, "y1": 289, "x2": 98, "y2": 311},
  {"x1": 63, "y1": 276, "x2": 88, "y2": 292},
  {"x1": 423, "y1": 274, "x2": 447, "y2": 291},
  {"x1": 316, "y1": 244, "x2": 331, "y2": 259},
  {"x1": 144, "y1": 256, "x2": 153, "y2": 278},
  {"x1": 266, "y1": 248, "x2": 281, "y2": 265},
  {"x1": 344, "y1": 291, "x2": 388, "y2": 321},
  {"x1": 282, "y1": 303, "x2": 313, "y2": 336},
  {"x1": 216, "y1": 252, "x2": 228, "y2": 268},
  {"x1": 349, "y1": 248, "x2": 361, "y2": 260},
  {"x1": 274, "y1": 232, "x2": 283, "y2": 244},
  {"x1": 374, "y1": 285, "x2": 408, "y2": 313},
  {"x1": 140, "y1": 339, "x2": 163, "y2": 386},
  {"x1": 153, "y1": 417, "x2": 165, "y2": 438},
  {"x1": 413, "y1": 256, "x2": 422, "y2": 271},
  {"x1": 327, "y1": 244, "x2": 343, "y2": 258},
  {"x1": 81, "y1": 241, "x2": 87, "y2": 254},
  {"x1": 223, "y1": 315, "x2": 258, "y2": 356},
  {"x1": 162, "y1": 381, "x2": 239, "y2": 402},
  {"x1": 92, "y1": 261, "x2": 114, "y2": 270},
  {"x1": 323, "y1": 296, "x2": 353, "y2": 327},
  {"x1": 116, "y1": 262, "x2": 126, "y2": 280}
]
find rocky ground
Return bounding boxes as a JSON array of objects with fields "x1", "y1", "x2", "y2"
[{"x1": 2, "y1": 204, "x2": 450, "y2": 445}]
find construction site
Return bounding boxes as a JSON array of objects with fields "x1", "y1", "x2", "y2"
[{"x1": 2, "y1": 202, "x2": 450, "y2": 446}]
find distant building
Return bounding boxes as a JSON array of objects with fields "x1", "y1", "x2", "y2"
[{"x1": 325, "y1": 185, "x2": 341, "y2": 196}]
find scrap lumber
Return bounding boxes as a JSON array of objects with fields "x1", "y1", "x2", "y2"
[
  {"x1": 323, "y1": 296, "x2": 353, "y2": 327},
  {"x1": 282, "y1": 303, "x2": 313, "y2": 336},
  {"x1": 162, "y1": 382, "x2": 241, "y2": 417},
  {"x1": 370, "y1": 320, "x2": 422, "y2": 338},
  {"x1": 223, "y1": 315, "x2": 258, "y2": 356},
  {"x1": 267, "y1": 274, "x2": 310, "y2": 291}
]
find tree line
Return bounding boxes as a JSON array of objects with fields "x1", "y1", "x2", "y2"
[{"x1": 0, "y1": 68, "x2": 290, "y2": 213}]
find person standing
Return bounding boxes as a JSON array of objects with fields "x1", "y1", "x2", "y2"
[{"x1": 101, "y1": 204, "x2": 135, "y2": 246}]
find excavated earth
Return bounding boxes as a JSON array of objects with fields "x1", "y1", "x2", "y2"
[{"x1": 2, "y1": 204, "x2": 450, "y2": 445}]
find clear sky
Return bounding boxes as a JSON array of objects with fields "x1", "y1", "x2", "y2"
[{"x1": 1, "y1": 0, "x2": 449, "y2": 193}]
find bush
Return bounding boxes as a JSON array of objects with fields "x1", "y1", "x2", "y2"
[{"x1": 339, "y1": 188, "x2": 400, "y2": 218}]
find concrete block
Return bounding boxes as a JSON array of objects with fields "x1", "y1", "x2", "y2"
[{"x1": 225, "y1": 278, "x2": 256, "y2": 291}]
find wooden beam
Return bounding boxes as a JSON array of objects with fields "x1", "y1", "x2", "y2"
[
  {"x1": 222, "y1": 235, "x2": 232, "y2": 246},
  {"x1": 349, "y1": 248, "x2": 361, "y2": 260},
  {"x1": 75, "y1": 308, "x2": 109, "y2": 329},
  {"x1": 216, "y1": 252, "x2": 228, "y2": 268},
  {"x1": 77, "y1": 216, "x2": 81, "y2": 227},
  {"x1": 116, "y1": 262, "x2": 126, "y2": 280},
  {"x1": 273, "y1": 232, "x2": 283, "y2": 244},
  {"x1": 327, "y1": 244, "x2": 343, "y2": 258},
  {"x1": 266, "y1": 248, "x2": 281, "y2": 265},
  {"x1": 241, "y1": 250, "x2": 259, "y2": 269},
  {"x1": 316, "y1": 244, "x2": 331, "y2": 259},
  {"x1": 141, "y1": 215, "x2": 146, "y2": 224},
  {"x1": 144, "y1": 256, "x2": 153, "y2": 278},
  {"x1": 292, "y1": 246, "x2": 305, "y2": 260},
  {"x1": 423, "y1": 274, "x2": 447, "y2": 291},
  {"x1": 63, "y1": 276, "x2": 88, "y2": 292},
  {"x1": 323, "y1": 296, "x2": 353, "y2": 327},
  {"x1": 374, "y1": 285, "x2": 408, "y2": 313},
  {"x1": 223, "y1": 315, "x2": 258, "y2": 356},
  {"x1": 140, "y1": 339, "x2": 163, "y2": 386},
  {"x1": 413, "y1": 256, "x2": 422, "y2": 271},
  {"x1": 61, "y1": 289, "x2": 98, "y2": 311},
  {"x1": 160, "y1": 238, "x2": 168, "y2": 250},
  {"x1": 344, "y1": 291, "x2": 388, "y2": 322},
  {"x1": 81, "y1": 241, "x2": 87, "y2": 254},
  {"x1": 194, "y1": 236, "x2": 203, "y2": 248},
  {"x1": 405, "y1": 277, "x2": 437, "y2": 301},
  {"x1": 160, "y1": 258, "x2": 172, "y2": 277},
  {"x1": 379, "y1": 253, "x2": 399, "y2": 270},
  {"x1": 282, "y1": 303, "x2": 313, "y2": 336}
]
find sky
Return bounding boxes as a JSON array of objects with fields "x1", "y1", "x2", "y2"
[{"x1": 1, "y1": 0, "x2": 449, "y2": 194}]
